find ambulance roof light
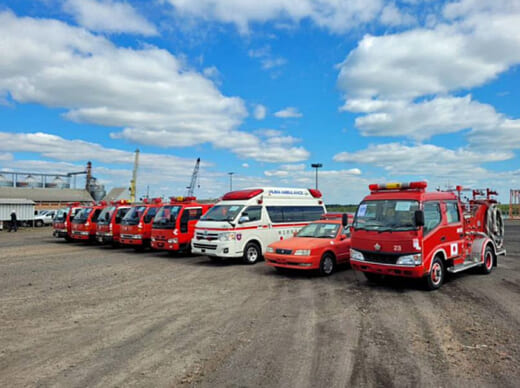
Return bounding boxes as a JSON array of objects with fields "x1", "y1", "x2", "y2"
[
  {"x1": 308, "y1": 189, "x2": 323, "y2": 198},
  {"x1": 222, "y1": 189, "x2": 264, "y2": 200}
]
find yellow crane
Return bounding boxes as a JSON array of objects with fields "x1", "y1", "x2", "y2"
[{"x1": 129, "y1": 149, "x2": 140, "y2": 203}]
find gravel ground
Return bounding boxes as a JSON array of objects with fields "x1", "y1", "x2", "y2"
[{"x1": 0, "y1": 223, "x2": 519, "y2": 387}]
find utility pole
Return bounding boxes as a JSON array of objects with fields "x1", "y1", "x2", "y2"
[
  {"x1": 228, "y1": 172, "x2": 234, "y2": 191},
  {"x1": 130, "y1": 149, "x2": 140, "y2": 203},
  {"x1": 311, "y1": 163, "x2": 323, "y2": 190}
]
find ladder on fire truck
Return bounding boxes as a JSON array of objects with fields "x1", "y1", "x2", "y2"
[{"x1": 185, "y1": 158, "x2": 200, "y2": 197}]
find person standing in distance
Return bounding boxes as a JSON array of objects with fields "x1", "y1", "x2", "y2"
[{"x1": 9, "y1": 210, "x2": 17, "y2": 232}]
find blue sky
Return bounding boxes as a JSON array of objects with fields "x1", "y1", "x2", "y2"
[{"x1": 0, "y1": 0, "x2": 519, "y2": 203}]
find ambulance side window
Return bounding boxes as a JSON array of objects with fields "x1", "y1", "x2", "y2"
[
  {"x1": 423, "y1": 202, "x2": 441, "y2": 235},
  {"x1": 445, "y1": 202, "x2": 460, "y2": 224},
  {"x1": 243, "y1": 206, "x2": 262, "y2": 222}
]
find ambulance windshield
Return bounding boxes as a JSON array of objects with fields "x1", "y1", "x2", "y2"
[
  {"x1": 353, "y1": 200, "x2": 419, "y2": 231},
  {"x1": 201, "y1": 205, "x2": 244, "y2": 222}
]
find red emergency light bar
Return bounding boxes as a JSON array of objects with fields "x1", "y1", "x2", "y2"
[
  {"x1": 308, "y1": 189, "x2": 323, "y2": 198},
  {"x1": 152, "y1": 197, "x2": 162, "y2": 204},
  {"x1": 169, "y1": 196, "x2": 196, "y2": 203},
  {"x1": 369, "y1": 181, "x2": 427, "y2": 192},
  {"x1": 222, "y1": 189, "x2": 264, "y2": 201}
]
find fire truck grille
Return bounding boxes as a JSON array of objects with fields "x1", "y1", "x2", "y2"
[
  {"x1": 361, "y1": 251, "x2": 400, "y2": 265},
  {"x1": 275, "y1": 248, "x2": 293, "y2": 255},
  {"x1": 193, "y1": 243, "x2": 217, "y2": 250}
]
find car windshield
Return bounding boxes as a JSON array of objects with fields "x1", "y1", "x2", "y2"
[
  {"x1": 97, "y1": 206, "x2": 115, "y2": 225},
  {"x1": 54, "y1": 208, "x2": 69, "y2": 222},
  {"x1": 122, "y1": 206, "x2": 146, "y2": 225},
  {"x1": 296, "y1": 223, "x2": 340, "y2": 238},
  {"x1": 353, "y1": 200, "x2": 419, "y2": 231},
  {"x1": 153, "y1": 205, "x2": 182, "y2": 229},
  {"x1": 201, "y1": 205, "x2": 244, "y2": 222},
  {"x1": 72, "y1": 208, "x2": 92, "y2": 223}
]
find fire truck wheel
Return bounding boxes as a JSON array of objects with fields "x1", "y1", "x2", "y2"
[
  {"x1": 65, "y1": 235, "x2": 72, "y2": 242},
  {"x1": 425, "y1": 256, "x2": 445, "y2": 291},
  {"x1": 363, "y1": 272, "x2": 384, "y2": 283},
  {"x1": 319, "y1": 254, "x2": 336, "y2": 276},
  {"x1": 243, "y1": 242, "x2": 261, "y2": 264},
  {"x1": 480, "y1": 246, "x2": 494, "y2": 274}
]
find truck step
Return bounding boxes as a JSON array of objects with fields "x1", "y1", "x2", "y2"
[
  {"x1": 496, "y1": 249, "x2": 507, "y2": 256},
  {"x1": 447, "y1": 261, "x2": 482, "y2": 274}
]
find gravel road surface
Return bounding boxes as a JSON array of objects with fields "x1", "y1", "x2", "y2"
[{"x1": 1, "y1": 223, "x2": 519, "y2": 387}]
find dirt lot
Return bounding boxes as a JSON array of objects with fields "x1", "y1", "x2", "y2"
[{"x1": 1, "y1": 224, "x2": 519, "y2": 387}]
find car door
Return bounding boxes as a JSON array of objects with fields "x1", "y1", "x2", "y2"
[
  {"x1": 442, "y1": 201, "x2": 465, "y2": 265},
  {"x1": 335, "y1": 225, "x2": 351, "y2": 263},
  {"x1": 422, "y1": 201, "x2": 444, "y2": 268}
]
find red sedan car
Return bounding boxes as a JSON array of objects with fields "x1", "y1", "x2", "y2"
[{"x1": 265, "y1": 214, "x2": 353, "y2": 276}]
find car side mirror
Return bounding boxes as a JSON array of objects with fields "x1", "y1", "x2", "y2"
[
  {"x1": 342, "y1": 213, "x2": 348, "y2": 226},
  {"x1": 340, "y1": 234, "x2": 347, "y2": 241},
  {"x1": 239, "y1": 215, "x2": 250, "y2": 224},
  {"x1": 414, "y1": 210, "x2": 425, "y2": 227},
  {"x1": 115, "y1": 216, "x2": 121, "y2": 224}
]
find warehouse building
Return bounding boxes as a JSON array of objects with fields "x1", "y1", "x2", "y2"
[{"x1": 0, "y1": 187, "x2": 94, "y2": 211}]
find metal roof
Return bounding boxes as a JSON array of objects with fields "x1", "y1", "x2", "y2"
[
  {"x1": 0, "y1": 198, "x2": 35, "y2": 205},
  {"x1": 0, "y1": 187, "x2": 94, "y2": 202},
  {"x1": 103, "y1": 187, "x2": 128, "y2": 202}
]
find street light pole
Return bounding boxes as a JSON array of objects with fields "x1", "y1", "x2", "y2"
[
  {"x1": 311, "y1": 163, "x2": 323, "y2": 190},
  {"x1": 228, "y1": 172, "x2": 234, "y2": 191}
]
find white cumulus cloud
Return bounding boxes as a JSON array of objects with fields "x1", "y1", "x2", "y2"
[{"x1": 274, "y1": 107, "x2": 303, "y2": 118}]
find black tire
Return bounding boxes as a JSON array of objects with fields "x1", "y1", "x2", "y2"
[
  {"x1": 65, "y1": 235, "x2": 72, "y2": 242},
  {"x1": 424, "y1": 256, "x2": 445, "y2": 290},
  {"x1": 319, "y1": 253, "x2": 336, "y2": 276},
  {"x1": 479, "y1": 245, "x2": 494, "y2": 274},
  {"x1": 243, "y1": 242, "x2": 261, "y2": 264},
  {"x1": 363, "y1": 272, "x2": 384, "y2": 283},
  {"x1": 35, "y1": 220, "x2": 43, "y2": 227}
]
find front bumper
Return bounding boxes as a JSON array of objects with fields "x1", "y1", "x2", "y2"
[
  {"x1": 350, "y1": 259, "x2": 426, "y2": 278},
  {"x1": 151, "y1": 240, "x2": 180, "y2": 251},
  {"x1": 191, "y1": 241, "x2": 240, "y2": 257},
  {"x1": 71, "y1": 230, "x2": 90, "y2": 240},
  {"x1": 53, "y1": 229, "x2": 68, "y2": 238},
  {"x1": 120, "y1": 234, "x2": 144, "y2": 246},
  {"x1": 265, "y1": 253, "x2": 318, "y2": 270},
  {"x1": 96, "y1": 232, "x2": 113, "y2": 244}
]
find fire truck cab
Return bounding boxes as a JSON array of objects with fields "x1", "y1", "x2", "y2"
[
  {"x1": 350, "y1": 182, "x2": 506, "y2": 290},
  {"x1": 53, "y1": 202, "x2": 82, "y2": 241},
  {"x1": 70, "y1": 202, "x2": 106, "y2": 241},
  {"x1": 96, "y1": 201, "x2": 131, "y2": 245},
  {"x1": 151, "y1": 197, "x2": 213, "y2": 253},
  {"x1": 119, "y1": 198, "x2": 162, "y2": 249}
]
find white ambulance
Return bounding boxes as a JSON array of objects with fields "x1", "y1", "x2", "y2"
[{"x1": 191, "y1": 187, "x2": 327, "y2": 264}]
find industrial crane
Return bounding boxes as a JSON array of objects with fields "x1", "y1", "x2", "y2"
[
  {"x1": 185, "y1": 158, "x2": 200, "y2": 197},
  {"x1": 129, "y1": 149, "x2": 140, "y2": 203}
]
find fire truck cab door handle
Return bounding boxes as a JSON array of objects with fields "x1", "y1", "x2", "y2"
[{"x1": 440, "y1": 236, "x2": 446, "y2": 242}]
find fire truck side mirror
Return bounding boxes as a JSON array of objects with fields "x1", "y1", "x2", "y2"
[{"x1": 414, "y1": 210, "x2": 425, "y2": 227}]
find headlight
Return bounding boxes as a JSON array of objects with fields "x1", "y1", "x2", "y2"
[
  {"x1": 396, "y1": 254, "x2": 422, "y2": 266},
  {"x1": 151, "y1": 237, "x2": 156, "y2": 242},
  {"x1": 266, "y1": 246, "x2": 274, "y2": 253},
  {"x1": 294, "y1": 249, "x2": 311, "y2": 256},
  {"x1": 350, "y1": 249, "x2": 364, "y2": 261},
  {"x1": 219, "y1": 232, "x2": 236, "y2": 241},
  {"x1": 168, "y1": 238, "x2": 178, "y2": 244}
]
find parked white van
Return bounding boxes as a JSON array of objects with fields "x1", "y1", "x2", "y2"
[{"x1": 192, "y1": 188, "x2": 326, "y2": 264}]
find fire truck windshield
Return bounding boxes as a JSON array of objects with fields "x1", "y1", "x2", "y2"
[
  {"x1": 72, "y1": 208, "x2": 93, "y2": 224},
  {"x1": 55, "y1": 208, "x2": 69, "y2": 222},
  {"x1": 201, "y1": 205, "x2": 244, "y2": 222},
  {"x1": 122, "y1": 206, "x2": 146, "y2": 225},
  {"x1": 153, "y1": 205, "x2": 182, "y2": 229},
  {"x1": 97, "y1": 206, "x2": 115, "y2": 225},
  {"x1": 353, "y1": 200, "x2": 419, "y2": 231}
]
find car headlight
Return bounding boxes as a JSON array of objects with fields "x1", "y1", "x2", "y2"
[
  {"x1": 168, "y1": 238, "x2": 178, "y2": 244},
  {"x1": 350, "y1": 249, "x2": 364, "y2": 261},
  {"x1": 266, "y1": 246, "x2": 274, "y2": 253},
  {"x1": 294, "y1": 249, "x2": 311, "y2": 256},
  {"x1": 396, "y1": 254, "x2": 422, "y2": 266},
  {"x1": 219, "y1": 232, "x2": 236, "y2": 241}
]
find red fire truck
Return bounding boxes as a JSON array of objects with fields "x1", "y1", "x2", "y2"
[
  {"x1": 350, "y1": 182, "x2": 506, "y2": 290},
  {"x1": 53, "y1": 202, "x2": 82, "y2": 241},
  {"x1": 70, "y1": 202, "x2": 107, "y2": 242},
  {"x1": 119, "y1": 198, "x2": 163, "y2": 250},
  {"x1": 151, "y1": 197, "x2": 213, "y2": 253},
  {"x1": 96, "y1": 201, "x2": 132, "y2": 245}
]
